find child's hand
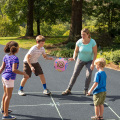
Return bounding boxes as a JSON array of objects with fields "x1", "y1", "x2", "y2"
[
  {"x1": 49, "y1": 57, "x2": 54, "y2": 60},
  {"x1": 31, "y1": 66, "x2": 35, "y2": 73},
  {"x1": 87, "y1": 90, "x2": 91, "y2": 96},
  {"x1": 68, "y1": 58, "x2": 75, "y2": 61}
]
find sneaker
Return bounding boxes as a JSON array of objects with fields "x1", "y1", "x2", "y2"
[
  {"x1": 2, "y1": 115, "x2": 16, "y2": 120},
  {"x1": 43, "y1": 89, "x2": 51, "y2": 95},
  {"x1": 1, "y1": 109, "x2": 12, "y2": 114},
  {"x1": 62, "y1": 89, "x2": 71, "y2": 95},
  {"x1": 18, "y1": 90, "x2": 26, "y2": 96}
]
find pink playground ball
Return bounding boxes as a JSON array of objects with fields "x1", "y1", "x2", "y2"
[{"x1": 54, "y1": 58, "x2": 68, "y2": 72}]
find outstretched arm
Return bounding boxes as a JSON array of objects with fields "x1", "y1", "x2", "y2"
[
  {"x1": 42, "y1": 54, "x2": 54, "y2": 60},
  {"x1": 68, "y1": 45, "x2": 79, "y2": 61},
  {"x1": 12, "y1": 63, "x2": 29, "y2": 78}
]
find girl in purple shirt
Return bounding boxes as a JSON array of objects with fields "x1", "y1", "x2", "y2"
[{"x1": 0, "y1": 41, "x2": 28, "y2": 120}]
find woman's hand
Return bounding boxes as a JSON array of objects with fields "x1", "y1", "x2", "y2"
[
  {"x1": 90, "y1": 64, "x2": 94, "y2": 70},
  {"x1": 68, "y1": 58, "x2": 75, "y2": 61}
]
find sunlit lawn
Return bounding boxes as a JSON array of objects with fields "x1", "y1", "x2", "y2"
[{"x1": 0, "y1": 37, "x2": 67, "y2": 49}]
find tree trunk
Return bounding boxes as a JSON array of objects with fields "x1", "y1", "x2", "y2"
[
  {"x1": 25, "y1": 0, "x2": 34, "y2": 36},
  {"x1": 68, "y1": 0, "x2": 83, "y2": 42},
  {"x1": 37, "y1": 19, "x2": 40, "y2": 35}
]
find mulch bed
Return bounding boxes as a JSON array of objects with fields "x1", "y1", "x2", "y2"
[{"x1": 105, "y1": 62, "x2": 120, "y2": 71}]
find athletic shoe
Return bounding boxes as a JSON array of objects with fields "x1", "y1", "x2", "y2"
[
  {"x1": 1, "y1": 109, "x2": 12, "y2": 114},
  {"x1": 18, "y1": 90, "x2": 26, "y2": 96},
  {"x1": 43, "y1": 89, "x2": 51, "y2": 95},
  {"x1": 62, "y1": 89, "x2": 71, "y2": 95},
  {"x1": 2, "y1": 115, "x2": 16, "y2": 119}
]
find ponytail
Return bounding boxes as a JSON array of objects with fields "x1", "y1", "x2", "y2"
[
  {"x1": 10, "y1": 46, "x2": 18, "y2": 54},
  {"x1": 4, "y1": 41, "x2": 19, "y2": 54}
]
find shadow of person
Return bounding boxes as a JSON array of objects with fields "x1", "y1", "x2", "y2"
[
  {"x1": 106, "y1": 95, "x2": 120, "y2": 101},
  {"x1": 51, "y1": 93, "x2": 93, "y2": 102},
  {"x1": 11, "y1": 113, "x2": 70, "y2": 120}
]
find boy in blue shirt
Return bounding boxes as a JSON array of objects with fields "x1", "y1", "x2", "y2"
[{"x1": 87, "y1": 58, "x2": 107, "y2": 120}]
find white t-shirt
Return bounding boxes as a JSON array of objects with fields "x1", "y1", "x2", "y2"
[{"x1": 23, "y1": 45, "x2": 46, "y2": 63}]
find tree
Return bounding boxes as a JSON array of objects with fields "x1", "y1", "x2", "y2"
[
  {"x1": 0, "y1": 0, "x2": 71, "y2": 36},
  {"x1": 25, "y1": 0, "x2": 34, "y2": 36},
  {"x1": 68, "y1": 0, "x2": 83, "y2": 42},
  {"x1": 1, "y1": 0, "x2": 34, "y2": 36},
  {"x1": 34, "y1": 0, "x2": 71, "y2": 35},
  {"x1": 1, "y1": 0, "x2": 27, "y2": 24}
]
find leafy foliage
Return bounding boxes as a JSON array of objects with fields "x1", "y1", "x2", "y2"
[
  {"x1": 50, "y1": 48, "x2": 74, "y2": 58},
  {"x1": 65, "y1": 42, "x2": 75, "y2": 49},
  {"x1": 1, "y1": 0, "x2": 27, "y2": 24},
  {"x1": 39, "y1": 22, "x2": 70, "y2": 36},
  {"x1": 0, "y1": 15, "x2": 19, "y2": 36}
]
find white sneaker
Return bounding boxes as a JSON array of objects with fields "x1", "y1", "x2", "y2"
[
  {"x1": 18, "y1": 90, "x2": 26, "y2": 96},
  {"x1": 43, "y1": 89, "x2": 51, "y2": 95}
]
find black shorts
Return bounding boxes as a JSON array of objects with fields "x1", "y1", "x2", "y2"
[{"x1": 23, "y1": 62, "x2": 43, "y2": 77}]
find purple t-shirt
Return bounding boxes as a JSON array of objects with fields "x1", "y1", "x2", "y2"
[{"x1": 2, "y1": 54, "x2": 19, "y2": 80}]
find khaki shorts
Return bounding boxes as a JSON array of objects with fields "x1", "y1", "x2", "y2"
[
  {"x1": 93, "y1": 92, "x2": 106, "y2": 106},
  {"x1": 23, "y1": 62, "x2": 43, "y2": 77},
  {"x1": 2, "y1": 77, "x2": 14, "y2": 88}
]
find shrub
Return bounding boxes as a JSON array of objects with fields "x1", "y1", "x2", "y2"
[
  {"x1": 63, "y1": 30, "x2": 70, "y2": 36},
  {"x1": 93, "y1": 32, "x2": 113, "y2": 47},
  {"x1": 50, "y1": 49, "x2": 74, "y2": 58},
  {"x1": 50, "y1": 50, "x2": 59, "y2": 56},
  {"x1": 65, "y1": 42, "x2": 75, "y2": 49},
  {"x1": 98, "y1": 50, "x2": 120, "y2": 65},
  {"x1": 110, "y1": 51, "x2": 120, "y2": 65}
]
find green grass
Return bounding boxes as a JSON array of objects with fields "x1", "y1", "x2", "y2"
[{"x1": 0, "y1": 37, "x2": 67, "y2": 49}]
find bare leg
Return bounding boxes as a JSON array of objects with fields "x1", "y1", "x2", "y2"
[
  {"x1": 2, "y1": 86, "x2": 6, "y2": 111},
  {"x1": 94, "y1": 105, "x2": 100, "y2": 117},
  {"x1": 20, "y1": 77, "x2": 29, "y2": 87},
  {"x1": 4, "y1": 87, "x2": 13, "y2": 116},
  {"x1": 39, "y1": 74, "x2": 46, "y2": 84},
  {"x1": 99, "y1": 104, "x2": 104, "y2": 117}
]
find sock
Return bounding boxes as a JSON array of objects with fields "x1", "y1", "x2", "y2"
[
  {"x1": 19, "y1": 86, "x2": 23, "y2": 90},
  {"x1": 43, "y1": 84, "x2": 47, "y2": 90}
]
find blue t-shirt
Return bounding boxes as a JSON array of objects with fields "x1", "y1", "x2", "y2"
[
  {"x1": 93, "y1": 71, "x2": 107, "y2": 95},
  {"x1": 76, "y1": 38, "x2": 96, "y2": 62},
  {"x1": 2, "y1": 54, "x2": 19, "y2": 80}
]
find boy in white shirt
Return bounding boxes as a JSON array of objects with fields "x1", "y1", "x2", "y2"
[{"x1": 18, "y1": 35, "x2": 54, "y2": 96}]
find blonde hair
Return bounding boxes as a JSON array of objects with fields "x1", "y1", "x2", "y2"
[
  {"x1": 36, "y1": 35, "x2": 45, "y2": 42},
  {"x1": 81, "y1": 28, "x2": 91, "y2": 38},
  {"x1": 94, "y1": 58, "x2": 106, "y2": 68}
]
